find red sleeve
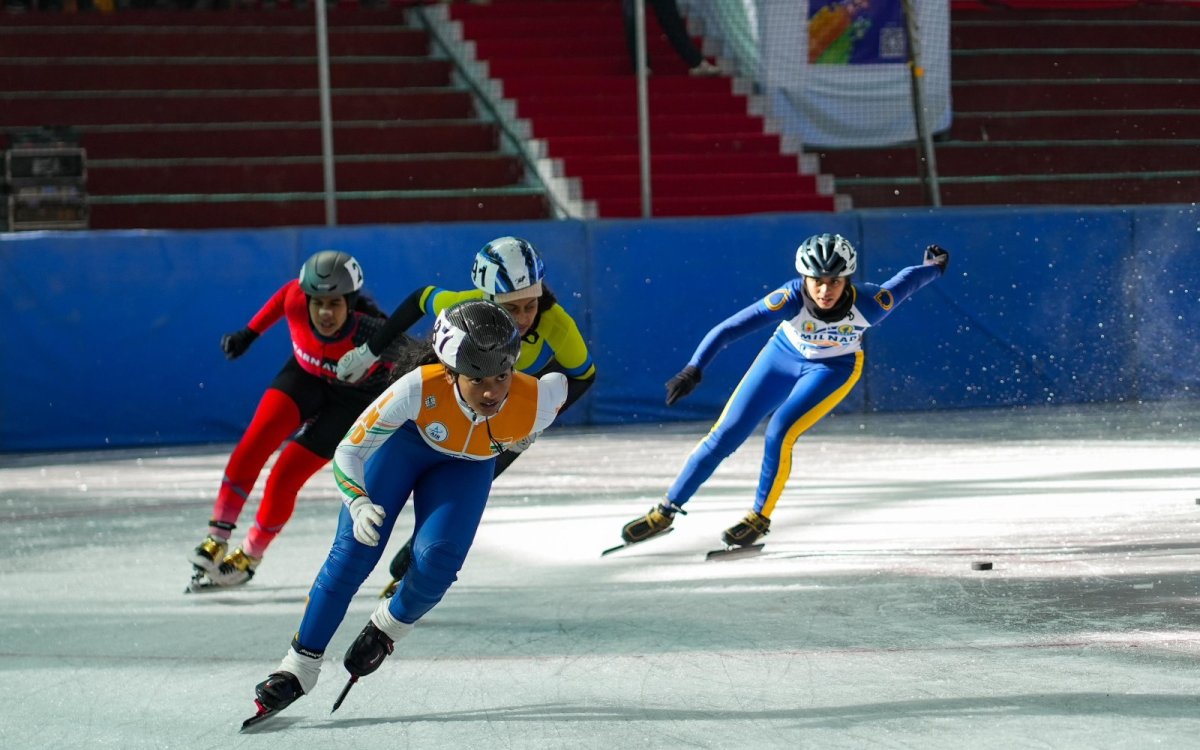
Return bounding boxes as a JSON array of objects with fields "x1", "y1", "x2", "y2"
[{"x1": 246, "y1": 281, "x2": 294, "y2": 334}]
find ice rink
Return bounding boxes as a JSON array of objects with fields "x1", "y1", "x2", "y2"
[{"x1": 3, "y1": 401, "x2": 1200, "y2": 749}]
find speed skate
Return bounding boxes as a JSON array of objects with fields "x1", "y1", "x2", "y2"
[
  {"x1": 601, "y1": 527, "x2": 675, "y2": 556},
  {"x1": 705, "y1": 543, "x2": 765, "y2": 561},
  {"x1": 185, "y1": 569, "x2": 214, "y2": 593},
  {"x1": 184, "y1": 569, "x2": 227, "y2": 593},
  {"x1": 240, "y1": 700, "x2": 284, "y2": 732}
]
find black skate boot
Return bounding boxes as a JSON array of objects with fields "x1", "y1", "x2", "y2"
[
  {"x1": 332, "y1": 616, "x2": 410, "y2": 712},
  {"x1": 722, "y1": 511, "x2": 770, "y2": 547},
  {"x1": 379, "y1": 537, "x2": 414, "y2": 599},
  {"x1": 621, "y1": 501, "x2": 686, "y2": 544},
  {"x1": 242, "y1": 647, "x2": 324, "y2": 729},
  {"x1": 255, "y1": 671, "x2": 304, "y2": 712},
  {"x1": 344, "y1": 622, "x2": 394, "y2": 678}
]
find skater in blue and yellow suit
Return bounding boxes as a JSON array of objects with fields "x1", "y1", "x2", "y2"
[
  {"x1": 248, "y1": 300, "x2": 567, "y2": 720},
  {"x1": 336, "y1": 236, "x2": 595, "y2": 472},
  {"x1": 620, "y1": 234, "x2": 949, "y2": 550}
]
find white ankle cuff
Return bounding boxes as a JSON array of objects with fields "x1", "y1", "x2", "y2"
[
  {"x1": 279, "y1": 646, "x2": 324, "y2": 695},
  {"x1": 371, "y1": 600, "x2": 415, "y2": 642}
]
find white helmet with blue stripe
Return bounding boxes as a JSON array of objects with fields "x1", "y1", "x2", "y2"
[{"x1": 470, "y1": 236, "x2": 545, "y2": 303}]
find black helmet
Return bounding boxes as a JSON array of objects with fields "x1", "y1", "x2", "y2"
[
  {"x1": 795, "y1": 233, "x2": 856, "y2": 278},
  {"x1": 433, "y1": 299, "x2": 521, "y2": 378},
  {"x1": 298, "y1": 250, "x2": 364, "y2": 297}
]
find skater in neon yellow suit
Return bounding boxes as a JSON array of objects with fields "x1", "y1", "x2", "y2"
[{"x1": 337, "y1": 236, "x2": 594, "y2": 592}]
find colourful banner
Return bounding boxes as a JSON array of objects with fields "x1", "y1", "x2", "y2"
[{"x1": 808, "y1": 0, "x2": 908, "y2": 65}]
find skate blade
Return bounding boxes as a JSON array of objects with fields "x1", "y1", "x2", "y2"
[
  {"x1": 378, "y1": 578, "x2": 399, "y2": 599},
  {"x1": 706, "y1": 543, "x2": 765, "y2": 561},
  {"x1": 185, "y1": 574, "x2": 247, "y2": 593},
  {"x1": 601, "y1": 527, "x2": 675, "y2": 556},
  {"x1": 240, "y1": 700, "x2": 282, "y2": 732},
  {"x1": 185, "y1": 570, "x2": 214, "y2": 594},
  {"x1": 331, "y1": 675, "x2": 358, "y2": 713}
]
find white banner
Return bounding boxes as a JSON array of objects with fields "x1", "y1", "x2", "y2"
[{"x1": 687, "y1": 0, "x2": 952, "y2": 148}]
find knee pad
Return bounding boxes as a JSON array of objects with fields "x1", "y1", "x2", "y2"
[{"x1": 409, "y1": 541, "x2": 466, "y2": 592}]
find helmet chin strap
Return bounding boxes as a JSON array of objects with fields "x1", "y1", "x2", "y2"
[
  {"x1": 449, "y1": 374, "x2": 507, "y2": 455},
  {"x1": 451, "y1": 373, "x2": 508, "y2": 418},
  {"x1": 450, "y1": 374, "x2": 472, "y2": 414},
  {"x1": 483, "y1": 418, "x2": 505, "y2": 455}
]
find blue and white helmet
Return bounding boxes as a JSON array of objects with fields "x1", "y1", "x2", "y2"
[
  {"x1": 470, "y1": 236, "x2": 545, "y2": 304},
  {"x1": 795, "y1": 233, "x2": 856, "y2": 278}
]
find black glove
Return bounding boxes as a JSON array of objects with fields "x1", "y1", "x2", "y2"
[
  {"x1": 220, "y1": 328, "x2": 258, "y2": 360},
  {"x1": 923, "y1": 244, "x2": 950, "y2": 274},
  {"x1": 665, "y1": 365, "x2": 702, "y2": 406}
]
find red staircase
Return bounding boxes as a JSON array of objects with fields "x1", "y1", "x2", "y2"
[
  {"x1": 0, "y1": 6, "x2": 552, "y2": 230},
  {"x1": 439, "y1": 0, "x2": 838, "y2": 218},
  {"x1": 811, "y1": 1, "x2": 1200, "y2": 208}
]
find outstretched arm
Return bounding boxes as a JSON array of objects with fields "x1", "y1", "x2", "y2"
[
  {"x1": 367, "y1": 288, "x2": 428, "y2": 355},
  {"x1": 923, "y1": 244, "x2": 950, "y2": 274},
  {"x1": 665, "y1": 295, "x2": 793, "y2": 405},
  {"x1": 220, "y1": 281, "x2": 290, "y2": 360},
  {"x1": 337, "y1": 287, "x2": 429, "y2": 382}
]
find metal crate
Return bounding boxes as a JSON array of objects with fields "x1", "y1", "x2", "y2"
[
  {"x1": 6, "y1": 185, "x2": 89, "y2": 231},
  {"x1": 5, "y1": 147, "x2": 87, "y2": 188}
]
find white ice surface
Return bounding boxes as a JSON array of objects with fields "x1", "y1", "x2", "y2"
[{"x1": 3, "y1": 402, "x2": 1200, "y2": 749}]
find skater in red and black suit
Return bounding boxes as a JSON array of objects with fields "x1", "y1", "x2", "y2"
[{"x1": 186, "y1": 250, "x2": 405, "y2": 591}]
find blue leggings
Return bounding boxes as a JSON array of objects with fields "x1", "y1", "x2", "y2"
[
  {"x1": 667, "y1": 336, "x2": 862, "y2": 516},
  {"x1": 294, "y1": 426, "x2": 495, "y2": 655}
]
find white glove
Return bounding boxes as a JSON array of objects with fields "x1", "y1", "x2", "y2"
[
  {"x1": 338, "y1": 343, "x2": 380, "y2": 383},
  {"x1": 510, "y1": 431, "x2": 540, "y2": 455},
  {"x1": 348, "y1": 496, "x2": 386, "y2": 546}
]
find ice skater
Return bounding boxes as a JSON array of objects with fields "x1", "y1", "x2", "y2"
[
  {"x1": 244, "y1": 300, "x2": 567, "y2": 727},
  {"x1": 615, "y1": 233, "x2": 949, "y2": 554},
  {"x1": 186, "y1": 251, "x2": 403, "y2": 591},
  {"x1": 336, "y1": 236, "x2": 595, "y2": 593}
]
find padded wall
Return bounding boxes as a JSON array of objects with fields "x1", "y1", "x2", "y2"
[{"x1": 3, "y1": 206, "x2": 1197, "y2": 452}]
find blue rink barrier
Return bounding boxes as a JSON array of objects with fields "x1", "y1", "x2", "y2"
[{"x1": 2, "y1": 205, "x2": 1197, "y2": 452}]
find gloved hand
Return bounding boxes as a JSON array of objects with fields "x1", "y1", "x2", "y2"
[
  {"x1": 220, "y1": 328, "x2": 258, "y2": 360},
  {"x1": 665, "y1": 365, "x2": 702, "y2": 406},
  {"x1": 510, "y1": 431, "x2": 540, "y2": 455},
  {"x1": 348, "y1": 495, "x2": 386, "y2": 546},
  {"x1": 338, "y1": 343, "x2": 380, "y2": 383},
  {"x1": 923, "y1": 244, "x2": 950, "y2": 274}
]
